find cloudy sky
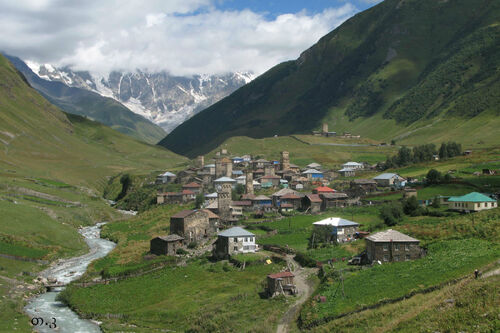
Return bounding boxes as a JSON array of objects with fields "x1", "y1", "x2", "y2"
[{"x1": 0, "y1": 0, "x2": 382, "y2": 76}]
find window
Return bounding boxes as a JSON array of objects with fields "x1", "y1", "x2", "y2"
[
  {"x1": 233, "y1": 246, "x2": 238, "y2": 252},
  {"x1": 394, "y1": 244, "x2": 399, "y2": 251},
  {"x1": 383, "y1": 255, "x2": 389, "y2": 262},
  {"x1": 249, "y1": 237, "x2": 253, "y2": 242},
  {"x1": 405, "y1": 254, "x2": 411, "y2": 261},
  {"x1": 233, "y1": 238, "x2": 238, "y2": 242},
  {"x1": 383, "y1": 244, "x2": 388, "y2": 251},
  {"x1": 245, "y1": 237, "x2": 248, "y2": 242},
  {"x1": 405, "y1": 244, "x2": 410, "y2": 251},
  {"x1": 394, "y1": 255, "x2": 400, "y2": 261}
]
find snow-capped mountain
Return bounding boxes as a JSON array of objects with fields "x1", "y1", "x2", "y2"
[{"x1": 25, "y1": 61, "x2": 254, "y2": 133}]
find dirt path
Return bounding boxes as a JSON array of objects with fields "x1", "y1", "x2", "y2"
[{"x1": 276, "y1": 255, "x2": 317, "y2": 333}]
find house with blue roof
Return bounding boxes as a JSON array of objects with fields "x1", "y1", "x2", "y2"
[{"x1": 448, "y1": 192, "x2": 497, "y2": 212}]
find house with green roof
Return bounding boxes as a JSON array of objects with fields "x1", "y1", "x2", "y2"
[{"x1": 447, "y1": 192, "x2": 497, "y2": 212}]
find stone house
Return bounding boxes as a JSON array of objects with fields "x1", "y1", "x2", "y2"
[
  {"x1": 251, "y1": 195, "x2": 273, "y2": 211},
  {"x1": 373, "y1": 173, "x2": 406, "y2": 187},
  {"x1": 350, "y1": 179, "x2": 377, "y2": 193},
  {"x1": 272, "y1": 188, "x2": 300, "y2": 206},
  {"x1": 448, "y1": 192, "x2": 497, "y2": 212},
  {"x1": 338, "y1": 168, "x2": 355, "y2": 177},
  {"x1": 302, "y1": 169, "x2": 324, "y2": 181},
  {"x1": 365, "y1": 229, "x2": 423, "y2": 263},
  {"x1": 260, "y1": 175, "x2": 281, "y2": 188},
  {"x1": 280, "y1": 193, "x2": 303, "y2": 210},
  {"x1": 306, "y1": 162, "x2": 322, "y2": 170},
  {"x1": 312, "y1": 217, "x2": 359, "y2": 243},
  {"x1": 213, "y1": 227, "x2": 257, "y2": 259},
  {"x1": 182, "y1": 182, "x2": 202, "y2": 194},
  {"x1": 150, "y1": 234, "x2": 184, "y2": 256},
  {"x1": 155, "y1": 171, "x2": 176, "y2": 184},
  {"x1": 320, "y1": 192, "x2": 349, "y2": 209},
  {"x1": 170, "y1": 209, "x2": 219, "y2": 244},
  {"x1": 253, "y1": 159, "x2": 271, "y2": 169}
]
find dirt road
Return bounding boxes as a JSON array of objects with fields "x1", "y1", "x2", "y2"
[{"x1": 276, "y1": 255, "x2": 317, "y2": 333}]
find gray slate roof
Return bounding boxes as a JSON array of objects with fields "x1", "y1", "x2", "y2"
[
  {"x1": 157, "y1": 234, "x2": 184, "y2": 241},
  {"x1": 218, "y1": 227, "x2": 255, "y2": 237},
  {"x1": 366, "y1": 229, "x2": 419, "y2": 242}
]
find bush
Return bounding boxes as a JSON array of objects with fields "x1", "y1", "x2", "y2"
[
  {"x1": 379, "y1": 202, "x2": 403, "y2": 226},
  {"x1": 176, "y1": 248, "x2": 189, "y2": 255},
  {"x1": 187, "y1": 242, "x2": 197, "y2": 249},
  {"x1": 294, "y1": 252, "x2": 317, "y2": 268},
  {"x1": 426, "y1": 169, "x2": 442, "y2": 184}
]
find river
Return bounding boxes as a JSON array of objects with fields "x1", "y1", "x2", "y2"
[{"x1": 25, "y1": 223, "x2": 116, "y2": 333}]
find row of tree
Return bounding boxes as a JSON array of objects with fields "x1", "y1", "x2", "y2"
[{"x1": 384, "y1": 141, "x2": 462, "y2": 169}]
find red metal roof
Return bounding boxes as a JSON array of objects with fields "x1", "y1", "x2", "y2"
[
  {"x1": 183, "y1": 182, "x2": 201, "y2": 188},
  {"x1": 268, "y1": 271, "x2": 295, "y2": 279},
  {"x1": 314, "y1": 186, "x2": 335, "y2": 193},
  {"x1": 181, "y1": 189, "x2": 195, "y2": 195}
]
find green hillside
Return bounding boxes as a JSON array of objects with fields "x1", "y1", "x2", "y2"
[
  {"x1": 6, "y1": 55, "x2": 166, "y2": 145},
  {"x1": 0, "y1": 53, "x2": 188, "y2": 329},
  {"x1": 160, "y1": 0, "x2": 500, "y2": 157}
]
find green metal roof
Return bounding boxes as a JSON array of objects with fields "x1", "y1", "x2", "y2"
[{"x1": 447, "y1": 192, "x2": 496, "y2": 203}]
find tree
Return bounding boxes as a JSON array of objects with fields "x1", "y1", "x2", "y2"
[
  {"x1": 432, "y1": 196, "x2": 441, "y2": 208},
  {"x1": 379, "y1": 202, "x2": 403, "y2": 226},
  {"x1": 195, "y1": 193, "x2": 205, "y2": 209},
  {"x1": 403, "y1": 196, "x2": 421, "y2": 216},
  {"x1": 426, "y1": 169, "x2": 442, "y2": 184}
]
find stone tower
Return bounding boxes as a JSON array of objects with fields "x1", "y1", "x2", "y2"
[
  {"x1": 216, "y1": 157, "x2": 232, "y2": 178},
  {"x1": 196, "y1": 155, "x2": 204, "y2": 168},
  {"x1": 224, "y1": 158, "x2": 233, "y2": 178},
  {"x1": 281, "y1": 151, "x2": 290, "y2": 171},
  {"x1": 322, "y1": 123, "x2": 328, "y2": 134},
  {"x1": 245, "y1": 171, "x2": 254, "y2": 195},
  {"x1": 264, "y1": 165, "x2": 275, "y2": 176},
  {"x1": 216, "y1": 177, "x2": 234, "y2": 223}
]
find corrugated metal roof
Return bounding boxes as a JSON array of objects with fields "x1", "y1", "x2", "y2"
[
  {"x1": 303, "y1": 169, "x2": 323, "y2": 174},
  {"x1": 160, "y1": 171, "x2": 176, "y2": 177},
  {"x1": 218, "y1": 227, "x2": 255, "y2": 237},
  {"x1": 343, "y1": 162, "x2": 363, "y2": 167},
  {"x1": 366, "y1": 229, "x2": 419, "y2": 242},
  {"x1": 447, "y1": 192, "x2": 496, "y2": 202},
  {"x1": 268, "y1": 271, "x2": 294, "y2": 279},
  {"x1": 214, "y1": 176, "x2": 236, "y2": 183},
  {"x1": 313, "y1": 217, "x2": 358, "y2": 227},
  {"x1": 373, "y1": 173, "x2": 401, "y2": 180}
]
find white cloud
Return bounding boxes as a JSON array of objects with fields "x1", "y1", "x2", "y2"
[{"x1": 0, "y1": 0, "x2": 358, "y2": 76}]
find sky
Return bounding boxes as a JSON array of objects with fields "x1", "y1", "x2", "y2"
[{"x1": 0, "y1": 0, "x2": 382, "y2": 76}]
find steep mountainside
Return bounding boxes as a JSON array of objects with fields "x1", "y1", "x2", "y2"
[
  {"x1": 6, "y1": 55, "x2": 166, "y2": 144},
  {"x1": 159, "y1": 0, "x2": 500, "y2": 157},
  {"x1": 23, "y1": 61, "x2": 253, "y2": 133},
  {"x1": 0, "y1": 54, "x2": 186, "y2": 187}
]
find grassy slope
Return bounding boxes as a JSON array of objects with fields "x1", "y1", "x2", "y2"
[
  {"x1": 0, "y1": 53, "x2": 187, "y2": 330},
  {"x1": 6, "y1": 54, "x2": 166, "y2": 144},
  {"x1": 160, "y1": 0, "x2": 500, "y2": 157}
]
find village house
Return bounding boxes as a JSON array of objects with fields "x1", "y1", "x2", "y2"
[
  {"x1": 155, "y1": 171, "x2": 176, "y2": 184},
  {"x1": 320, "y1": 192, "x2": 349, "y2": 209},
  {"x1": 342, "y1": 161, "x2": 364, "y2": 170},
  {"x1": 365, "y1": 229, "x2": 423, "y2": 263},
  {"x1": 267, "y1": 271, "x2": 296, "y2": 297},
  {"x1": 312, "y1": 217, "x2": 359, "y2": 243},
  {"x1": 272, "y1": 188, "x2": 300, "y2": 206},
  {"x1": 175, "y1": 169, "x2": 198, "y2": 184},
  {"x1": 306, "y1": 162, "x2": 322, "y2": 170},
  {"x1": 182, "y1": 182, "x2": 202, "y2": 194},
  {"x1": 203, "y1": 164, "x2": 216, "y2": 175},
  {"x1": 232, "y1": 156, "x2": 244, "y2": 164},
  {"x1": 251, "y1": 195, "x2": 273, "y2": 211},
  {"x1": 253, "y1": 168, "x2": 265, "y2": 179},
  {"x1": 448, "y1": 192, "x2": 497, "y2": 212},
  {"x1": 253, "y1": 158, "x2": 271, "y2": 169},
  {"x1": 204, "y1": 192, "x2": 218, "y2": 205},
  {"x1": 313, "y1": 186, "x2": 335, "y2": 195},
  {"x1": 350, "y1": 179, "x2": 378, "y2": 193},
  {"x1": 280, "y1": 193, "x2": 303, "y2": 211},
  {"x1": 289, "y1": 164, "x2": 301, "y2": 174},
  {"x1": 259, "y1": 175, "x2": 281, "y2": 188},
  {"x1": 403, "y1": 188, "x2": 417, "y2": 199},
  {"x1": 157, "y1": 190, "x2": 195, "y2": 204},
  {"x1": 373, "y1": 173, "x2": 406, "y2": 187},
  {"x1": 150, "y1": 234, "x2": 184, "y2": 256},
  {"x1": 170, "y1": 209, "x2": 219, "y2": 244},
  {"x1": 302, "y1": 169, "x2": 324, "y2": 181},
  {"x1": 213, "y1": 227, "x2": 257, "y2": 259},
  {"x1": 338, "y1": 167, "x2": 355, "y2": 177},
  {"x1": 305, "y1": 194, "x2": 322, "y2": 213}
]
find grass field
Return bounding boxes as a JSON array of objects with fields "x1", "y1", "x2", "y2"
[
  {"x1": 60, "y1": 259, "x2": 289, "y2": 332},
  {"x1": 299, "y1": 238, "x2": 499, "y2": 327}
]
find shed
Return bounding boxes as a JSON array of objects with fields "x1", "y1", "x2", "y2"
[
  {"x1": 267, "y1": 271, "x2": 296, "y2": 297},
  {"x1": 150, "y1": 234, "x2": 184, "y2": 256}
]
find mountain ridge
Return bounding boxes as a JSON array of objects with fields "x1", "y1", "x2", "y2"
[{"x1": 159, "y1": 0, "x2": 500, "y2": 157}]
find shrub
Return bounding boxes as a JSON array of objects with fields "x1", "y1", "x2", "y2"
[
  {"x1": 426, "y1": 169, "x2": 442, "y2": 184},
  {"x1": 176, "y1": 248, "x2": 189, "y2": 255},
  {"x1": 294, "y1": 252, "x2": 317, "y2": 268},
  {"x1": 379, "y1": 202, "x2": 403, "y2": 226},
  {"x1": 187, "y1": 242, "x2": 197, "y2": 249}
]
